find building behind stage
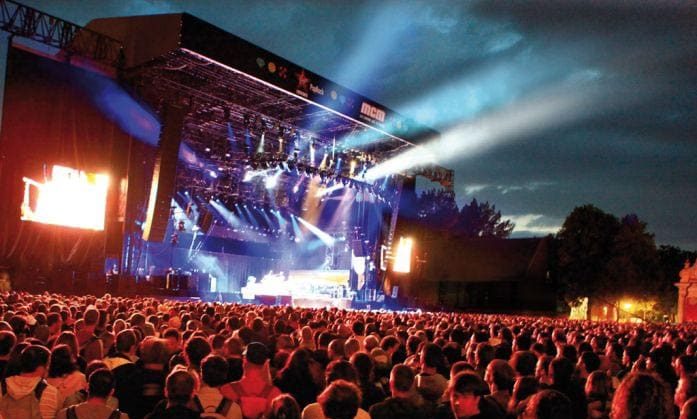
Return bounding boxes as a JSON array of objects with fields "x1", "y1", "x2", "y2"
[{"x1": 395, "y1": 235, "x2": 557, "y2": 313}]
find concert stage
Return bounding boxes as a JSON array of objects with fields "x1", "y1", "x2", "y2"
[{"x1": 0, "y1": 6, "x2": 450, "y2": 307}]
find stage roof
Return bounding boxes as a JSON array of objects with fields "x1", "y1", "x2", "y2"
[{"x1": 85, "y1": 13, "x2": 439, "y2": 159}]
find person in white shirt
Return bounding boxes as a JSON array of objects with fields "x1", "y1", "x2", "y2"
[
  {"x1": 196, "y1": 354, "x2": 242, "y2": 419},
  {"x1": 0, "y1": 345, "x2": 60, "y2": 419}
]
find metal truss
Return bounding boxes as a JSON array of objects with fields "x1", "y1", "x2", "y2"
[{"x1": 0, "y1": 0, "x2": 123, "y2": 68}]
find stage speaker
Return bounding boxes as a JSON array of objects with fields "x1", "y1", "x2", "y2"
[
  {"x1": 197, "y1": 206, "x2": 213, "y2": 233},
  {"x1": 142, "y1": 104, "x2": 187, "y2": 242}
]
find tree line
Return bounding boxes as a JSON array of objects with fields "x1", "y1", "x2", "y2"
[{"x1": 411, "y1": 189, "x2": 696, "y2": 316}]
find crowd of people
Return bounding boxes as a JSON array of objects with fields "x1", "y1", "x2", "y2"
[{"x1": 0, "y1": 291, "x2": 695, "y2": 419}]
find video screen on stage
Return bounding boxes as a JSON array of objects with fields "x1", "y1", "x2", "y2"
[{"x1": 20, "y1": 165, "x2": 109, "y2": 230}]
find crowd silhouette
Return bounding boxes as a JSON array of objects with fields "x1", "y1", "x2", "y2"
[{"x1": 0, "y1": 292, "x2": 694, "y2": 419}]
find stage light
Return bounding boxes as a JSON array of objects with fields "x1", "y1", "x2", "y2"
[
  {"x1": 393, "y1": 237, "x2": 413, "y2": 273},
  {"x1": 349, "y1": 160, "x2": 357, "y2": 177},
  {"x1": 315, "y1": 182, "x2": 343, "y2": 197},
  {"x1": 208, "y1": 170, "x2": 218, "y2": 178},
  {"x1": 257, "y1": 130, "x2": 266, "y2": 154},
  {"x1": 295, "y1": 216, "x2": 335, "y2": 247},
  {"x1": 265, "y1": 169, "x2": 282, "y2": 190}
]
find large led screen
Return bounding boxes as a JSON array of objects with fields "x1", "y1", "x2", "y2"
[{"x1": 21, "y1": 165, "x2": 109, "y2": 230}]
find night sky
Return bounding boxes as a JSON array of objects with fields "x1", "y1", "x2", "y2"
[{"x1": 9, "y1": 1, "x2": 697, "y2": 249}]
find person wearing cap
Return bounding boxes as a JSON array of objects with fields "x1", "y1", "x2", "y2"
[{"x1": 220, "y1": 342, "x2": 281, "y2": 419}]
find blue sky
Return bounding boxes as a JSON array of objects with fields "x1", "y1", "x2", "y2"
[{"x1": 9, "y1": 0, "x2": 697, "y2": 249}]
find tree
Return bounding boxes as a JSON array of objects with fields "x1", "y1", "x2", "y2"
[
  {"x1": 603, "y1": 214, "x2": 661, "y2": 300},
  {"x1": 415, "y1": 189, "x2": 459, "y2": 229},
  {"x1": 556, "y1": 205, "x2": 621, "y2": 306},
  {"x1": 410, "y1": 190, "x2": 514, "y2": 238},
  {"x1": 455, "y1": 198, "x2": 515, "y2": 238},
  {"x1": 557, "y1": 206, "x2": 662, "y2": 319}
]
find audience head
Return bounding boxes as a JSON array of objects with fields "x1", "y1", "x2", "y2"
[
  {"x1": 48, "y1": 344, "x2": 77, "y2": 378},
  {"x1": 0, "y1": 331, "x2": 16, "y2": 357},
  {"x1": 390, "y1": 364, "x2": 415, "y2": 395},
  {"x1": 578, "y1": 350, "x2": 601, "y2": 376},
  {"x1": 325, "y1": 360, "x2": 357, "y2": 385},
  {"x1": 83, "y1": 307, "x2": 100, "y2": 327},
  {"x1": 244, "y1": 341, "x2": 269, "y2": 367},
  {"x1": 510, "y1": 350, "x2": 537, "y2": 377},
  {"x1": 318, "y1": 379, "x2": 361, "y2": 419},
  {"x1": 201, "y1": 354, "x2": 229, "y2": 388},
  {"x1": 484, "y1": 358, "x2": 515, "y2": 393},
  {"x1": 344, "y1": 338, "x2": 360, "y2": 360},
  {"x1": 328, "y1": 339, "x2": 345, "y2": 360},
  {"x1": 184, "y1": 336, "x2": 212, "y2": 368},
  {"x1": 421, "y1": 342, "x2": 445, "y2": 371},
  {"x1": 550, "y1": 356, "x2": 575, "y2": 388},
  {"x1": 523, "y1": 389, "x2": 572, "y2": 419},
  {"x1": 475, "y1": 342, "x2": 495, "y2": 371},
  {"x1": 677, "y1": 355, "x2": 697, "y2": 378},
  {"x1": 449, "y1": 372, "x2": 489, "y2": 419},
  {"x1": 268, "y1": 394, "x2": 301, "y2": 419},
  {"x1": 88, "y1": 368, "x2": 115, "y2": 399},
  {"x1": 165, "y1": 369, "x2": 196, "y2": 404},
  {"x1": 20, "y1": 344, "x2": 50, "y2": 375},
  {"x1": 611, "y1": 372, "x2": 674, "y2": 419},
  {"x1": 510, "y1": 375, "x2": 539, "y2": 414},
  {"x1": 115, "y1": 329, "x2": 137, "y2": 354},
  {"x1": 586, "y1": 370, "x2": 612, "y2": 401}
]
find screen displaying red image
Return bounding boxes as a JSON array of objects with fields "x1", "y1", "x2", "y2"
[{"x1": 21, "y1": 165, "x2": 109, "y2": 230}]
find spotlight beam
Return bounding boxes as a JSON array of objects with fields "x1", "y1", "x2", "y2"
[
  {"x1": 295, "y1": 215, "x2": 335, "y2": 247},
  {"x1": 366, "y1": 82, "x2": 603, "y2": 181}
]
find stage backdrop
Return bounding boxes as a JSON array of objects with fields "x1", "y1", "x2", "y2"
[{"x1": 0, "y1": 47, "x2": 138, "y2": 290}]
